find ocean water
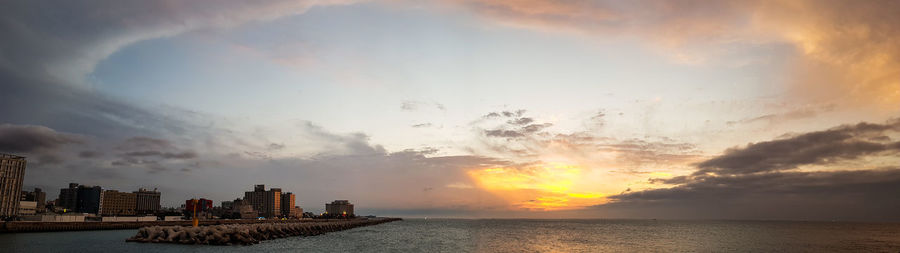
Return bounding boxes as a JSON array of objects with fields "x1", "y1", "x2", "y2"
[{"x1": 1, "y1": 219, "x2": 899, "y2": 252}]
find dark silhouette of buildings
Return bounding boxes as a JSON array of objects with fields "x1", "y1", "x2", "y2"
[
  {"x1": 76, "y1": 185, "x2": 102, "y2": 214},
  {"x1": 58, "y1": 183, "x2": 80, "y2": 211},
  {"x1": 58, "y1": 183, "x2": 103, "y2": 214}
]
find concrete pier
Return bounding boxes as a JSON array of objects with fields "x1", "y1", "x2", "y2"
[{"x1": 126, "y1": 218, "x2": 401, "y2": 245}]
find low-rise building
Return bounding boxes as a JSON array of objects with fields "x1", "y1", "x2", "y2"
[
  {"x1": 133, "y1": 188, "x2": 160, "y2": 215},
  {"x1": 325, "y1": 200, "x2": 354, "y2": 217},
  {"x1": 21, "y1": 188, "x2": 46, "y2": 213},
  {"x1": 100, "y1": 190, "x2": 136, "y2": 216},
  {"x1": 17, "y1": 201, "x2": 36, "y2": 215}
]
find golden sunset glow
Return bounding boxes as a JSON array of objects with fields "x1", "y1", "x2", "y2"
[{"x1": 468, "y1": 164, "x2": 607, "y2": 211}]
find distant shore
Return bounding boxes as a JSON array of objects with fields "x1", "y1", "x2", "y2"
[{"x1": 0, "y1": 218, "x2": 378, "y2": 233}]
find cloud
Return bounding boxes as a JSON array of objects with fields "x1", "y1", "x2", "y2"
[
  {"x1": 483, "y1": 129, "x2": 524, "y2": 138},
  {"x1": 594, "y1": 120, "x2": 900, "y2": 221},
  {"x1": 726, "y1": 104, "x2": 835, "y2": 126},
  {"x1": 480, "y1": 110, "x2": 553, "y2": 140},
  {"x1": 483, "y1": 110, "x2": 526, "y2": 119},
  {"x1": 411, "y1": 123, "x2": 433, "y2": 128},
  {"x1": 401, "y1": 100, "x2": 446, "y2": 111},
  {"x1": 267, "y1": 143, "x2": 286, "y2": 150},
  {"x1": 696, "y1": 120, "x2": 900, "y2": 175},
  {"x1": 445, "y1": 0, "x2": 900, "y2": 107},
  {"x1": 507, "y1": 117, "x2": 534, "y2": 126},
  {"x1": 0, "y1": 0, "x2": 359, "y2": 86},
  {"x1": 0, "y1": 124, "x2": 83, "y2": 153},
  {"x1": 473, "y1": 110, "x2": 700, "y2": 171},
  {"x1": 78, "y1": 151, "x2": 102, "y2": 158},
  {"x1": 602, "y1": 168, "x2": 900, "y2": 221}
]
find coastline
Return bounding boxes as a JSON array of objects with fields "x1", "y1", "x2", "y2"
[{"x1": 0, "y1": 218, "x2": 390, "y2": 233}]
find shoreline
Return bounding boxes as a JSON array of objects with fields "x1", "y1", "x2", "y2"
[{"x1": 0, "y1": 218, "x2": 384, "y2": 233}]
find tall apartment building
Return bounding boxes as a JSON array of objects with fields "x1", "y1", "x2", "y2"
[
  {"x1": 21, "y1": 188, "x2": 46, "y2": 213},
  {"x1": 0, "y1": 154, "x2": 26, "y2": 217},
  {"x1": 133, "y1": 188, "x2": 161, "y2": 215},
  {"x1": 58, "y1": 183, "x2": 80, "y2": 211},
  {"x1": 280, "y1": 192, "x2": 303, "y2": 218},
  {"x1": 244, "y1": 184, "x2": 281, "y2": 218},
  {"x1": 101, "y1": 190, "x2": 136, "y2": 216},
  {"x1": 281, "y1": 192, "x2": 295, "y2": 218},
  {"x1": 325, "y1": 200, "x2": 354, "y2": 217}
]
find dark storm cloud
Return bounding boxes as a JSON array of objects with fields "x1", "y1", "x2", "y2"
[
  {"x1": 112, "y1": 136, "x2": 198, "y2": 169},
  {"x1": 695, "y1": 121, "x2": 900, "y2": 175},
  {"x1": 123, "y1": 151, "x2": 197, "y2": 159},
  {"x1": 595, "y1": 120, "x2": 900, "y2": 221},
  {"x1": 78, "y1": 151, "x2": 102, "y2": 158},
  {"x1": 601, "y1": 168, "x2": 900, "y2": 221},
  {"x1": 0, "y1": 124, "x2": 83, "y2": 153},
  {"x1": 0, "y1": 72, "x2": 188, "y2": 140}
]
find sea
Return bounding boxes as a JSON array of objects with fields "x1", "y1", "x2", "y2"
[{"x1": 1, "y1": 219, "x2": 899, "y2": 252}]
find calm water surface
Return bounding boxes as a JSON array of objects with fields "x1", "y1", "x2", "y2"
[{"x1": 1, "y1": 219, "x2": 899, "y2": 252}]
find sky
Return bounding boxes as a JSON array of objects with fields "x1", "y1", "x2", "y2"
[{"x1": 1, "y1": 0, "x2": 899, "y2": 221}]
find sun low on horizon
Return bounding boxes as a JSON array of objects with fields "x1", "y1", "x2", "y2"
[{"x1": 1, "y1": 0, "x2": 900, "y2": 222}]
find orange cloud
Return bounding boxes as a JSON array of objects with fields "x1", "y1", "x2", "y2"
[{"x1": 443, "y1": 0, "x2": 900, "y2": 109}]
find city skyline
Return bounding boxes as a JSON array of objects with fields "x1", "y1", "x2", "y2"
[{"x1": 1, "y1": 1, "x2": 899, "y2": 220}]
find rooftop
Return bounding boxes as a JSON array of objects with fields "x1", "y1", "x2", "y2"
[{"x1": 0, "y1": 153, "x2": 26, "y2": 160}]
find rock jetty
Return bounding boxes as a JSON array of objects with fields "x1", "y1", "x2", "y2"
[{"x1": 126, "y1": 218, "x2": 401, "y2": 245}]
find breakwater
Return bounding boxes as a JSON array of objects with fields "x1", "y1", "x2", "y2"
[
  {"x1": 0, "y1": 219, "x2": 359, "y2": 233},
  {"x1": 126, "y1": 218, "x2": 401, "y2": 245}
]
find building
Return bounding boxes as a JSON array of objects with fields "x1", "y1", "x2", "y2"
[
  {"x1": 75, "y1": 185, "x2": 102, "y2": 214},
  {"x1": 184, "y1": 198, "x2": 213, "y2": 219},
  {"x1": 281, "y1": 192, "x2": 296, "y2": 218},
  {"x1": 133, "y1": 188, "x2": 161, "y2": 215},
  {"x1": 58, "y1": 183, "x2": 80, "y2": 211},
  {"x1": 0, "y1": 154, "x2": 26, "y2": 217},
  {"x1": 325, "y1": 200, "x2": 354, "y2": 217},
  {"x1": 224, "y1": 198, "x2": 257, "y2": 219},
  {"x1": 21, "y1": 188, "x2": 46, "y2": 213},
  {"x1": 289, "y1": 206, "x2": 303, "y2": 218},
  {"x1": 280, "y1": 192, "x2": 303, "y2": 218},
  {"x1": 244, "y1": 185, "x2": 281, "y2": 218},
  {"x1": 221, "y1": 200, "x2": 234, "y2": 210},
  {"x1": 100, "y1": 190, "x2": 136, "y2": 216},
  {"x1": 17, "y1": 201, "x2": 36, "y2": 215}
]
